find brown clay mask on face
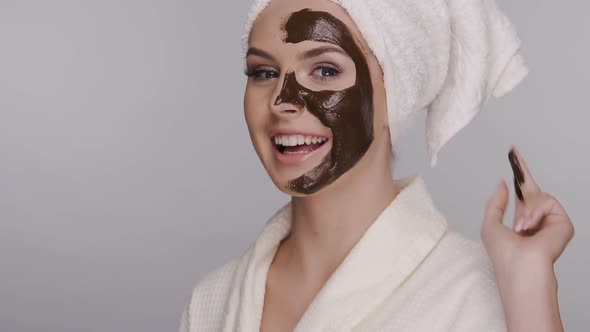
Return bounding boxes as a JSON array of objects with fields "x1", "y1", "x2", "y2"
[{"x1": 277, "y1": 9, "x2": 374, "y2": 194}]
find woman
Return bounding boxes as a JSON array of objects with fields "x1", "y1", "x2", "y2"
[{"x1": 180, "y1": 0, "x2": 574, "y2": 331}]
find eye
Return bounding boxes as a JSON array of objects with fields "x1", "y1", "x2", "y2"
[
  {"x1": 245, "y1": 67, "x2": 280, "y2": 80},
  {"x1": 311, "y1": 64, "x2": 342, "y2": 80}
]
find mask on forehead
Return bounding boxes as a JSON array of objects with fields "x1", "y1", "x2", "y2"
[{"x1": 277, "y1": 9, "x2": 374, "y2": 195}]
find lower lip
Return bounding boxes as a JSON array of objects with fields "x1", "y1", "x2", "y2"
[{"x1": 273, "y1": 140, "x2": 331, "y2": 166}]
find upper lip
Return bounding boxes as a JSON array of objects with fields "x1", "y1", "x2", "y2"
[{"x1": 268, "y1": 128, "x2": 329, "y2": 138}]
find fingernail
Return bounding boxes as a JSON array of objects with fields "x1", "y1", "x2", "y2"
[{"x1": 515, "y1": 218, "x2": 523, "y2": 232}]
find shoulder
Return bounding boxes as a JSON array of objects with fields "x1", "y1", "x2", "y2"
[
  {"x1": 419, "y1": 231, "x2": 507, "y2": 330},
  {"x1": 433, "y1": 231, "x2": 496, "y2": 276},
  {"x1": 181, "y1": 257, "x2": 241, "y2": 331},
  {"x1": 193, "y1": 256, "x2": 240, "y2": 295},
  {"x1": 383, "y1": 230, "x2": 507, "y2": 331},
  {"x1": 422, "y1": 230, "x2": 500, "y2": 296},
  {"x1": 190, "y1": 256, "x2": 241, "y2": 309}
]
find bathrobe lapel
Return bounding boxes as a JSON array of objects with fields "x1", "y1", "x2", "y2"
[{"x1": 221, "y1": 176, "x2": 448, "y2": 332}]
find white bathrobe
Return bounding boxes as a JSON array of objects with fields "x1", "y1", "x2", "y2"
[{"x1": 179, "y1": 176, "x2": 507, "y2": 331}]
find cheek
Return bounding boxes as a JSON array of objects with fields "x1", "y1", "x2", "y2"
[
  {"x1": 244, "y1": 85, "x2": 272, "y2": 149},
  {"x1": 244, "y1": 86, "x2": 263, "y2": 130}
]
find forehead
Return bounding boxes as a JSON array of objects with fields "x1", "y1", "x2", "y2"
[{"x1": 248, "y1": 0, "x2": 368, "y2": 52}]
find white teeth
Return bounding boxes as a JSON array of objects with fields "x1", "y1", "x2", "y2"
[
  {"x1": 273, "y1": 135, "x2": 328, "y2": 146},
  {"x1": 297, "y1": 135, "x2": 304, "y2": 145}
]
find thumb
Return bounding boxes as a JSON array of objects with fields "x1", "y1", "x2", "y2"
[{"x1": 483, "y1": 179, "x2": 510, "y2": 234}]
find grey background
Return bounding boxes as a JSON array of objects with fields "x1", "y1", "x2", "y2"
[{"x1": 0, "y1": 0, "x2": 587, "y2": 331}]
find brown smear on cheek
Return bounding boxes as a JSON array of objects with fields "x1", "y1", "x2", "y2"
[{"x1": 277, "y1": 9, "x2": 374, "y2": 194}]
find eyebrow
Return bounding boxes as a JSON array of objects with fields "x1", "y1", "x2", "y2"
[
  {"x1": 246, "y1": 47, "x2": 277, "y2": 62},
  {"x1": 298, "y1": 46, "x2": 348, "y2": 61},
  {"x1": 246, "y1": 45, "x2": 349, "y2": 62}
]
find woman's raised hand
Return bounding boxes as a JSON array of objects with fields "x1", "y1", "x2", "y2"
[
  {"x1": 481, "y1": 145, "x2": 574, "y2": 332},
  {"x1": 482, "y1": 145, "x2": 574, "y2": 270}
]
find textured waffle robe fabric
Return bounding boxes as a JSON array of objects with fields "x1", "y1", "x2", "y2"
[{"x1": 179, "y1": 176, "x2": 507, "y2": 331}]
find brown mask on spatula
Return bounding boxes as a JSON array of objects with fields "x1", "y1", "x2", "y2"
[{"x1": 508, "y1": 149, "x2": 525, "y2": 202}]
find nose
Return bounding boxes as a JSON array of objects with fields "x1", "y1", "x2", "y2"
[{"x1": 270, "y1": 71, "x2": 305, "y2": 117}]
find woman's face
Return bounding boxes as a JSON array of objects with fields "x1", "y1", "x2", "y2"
[{"x1": 245, "y1": 0, "x2": 388, "y2": 196}]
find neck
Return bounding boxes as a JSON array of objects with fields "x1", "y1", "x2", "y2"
[{"x1": 281, "y1": 149, "x2": 398, "y2": 285}]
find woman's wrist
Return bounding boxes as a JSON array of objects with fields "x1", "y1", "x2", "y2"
[{"x1": 496, "y1": 257, "x2": 562, "y2": 332}]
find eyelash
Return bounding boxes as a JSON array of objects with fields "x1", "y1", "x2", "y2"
[
  {"x1": 245, "y1": 68, "x2": 279, "y2": 80},
  {"x1": 311, "y1": 63, "x2": 342, "y2": 81},
  {"x1": 244, "y1": 63, "x2": 343, "y2": 81}
]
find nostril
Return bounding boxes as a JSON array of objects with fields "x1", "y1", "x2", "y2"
[{"x1": 274, "y1": 72, "x2": 306, "y2": 108}]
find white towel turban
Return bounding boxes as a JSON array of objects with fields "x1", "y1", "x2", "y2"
[{"x1": 242, "y1": 0, "x2": 528, "y2": 166}]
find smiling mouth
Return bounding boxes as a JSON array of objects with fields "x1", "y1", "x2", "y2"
[{"x1": 272, "y1": 134, "x2": 329, "y2": 155}]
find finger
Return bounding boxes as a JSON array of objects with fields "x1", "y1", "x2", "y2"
[
  {"x1": 516, "y1": 193, "x2": 575, "y2": 261},
  {"x1": 534, "y1": 196, "x2": 575, "y2": 261},
  {"x1": 513, "y1": 193, "x2": 536, "y2": 231},
  {"x1": 514, "y1": 209, "x2": 531, "y2": 232},
  {"x1": 514, "y1": 193, "x2": 545, "y2": 232},
  {"x1": 537, "y1": 221, "x2": 575, "y2": 262},
  {"x1": 483, "y1": 179, "x2": 511, "y2": 232},
  {"x1": 520, "y1": 196, "x2": 556, "y2": 232},
  {"x1": 482, "y1": 179, "x2": 515, "y2": 253},
  {"x1": 508, "y1": 145, "x2": 541, "y2": 202}
]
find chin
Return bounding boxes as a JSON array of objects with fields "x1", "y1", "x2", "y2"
[
  {"x1": 267, "y1": 170, "x2": 314, "y2": 197},
  {"x1": 257, "y1": 135, "x2": 332, "y2": 193}
]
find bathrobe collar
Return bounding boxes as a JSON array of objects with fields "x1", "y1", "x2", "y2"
[{"x1": 222, "y1": 175, "x2": 448, "y2": 331}]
